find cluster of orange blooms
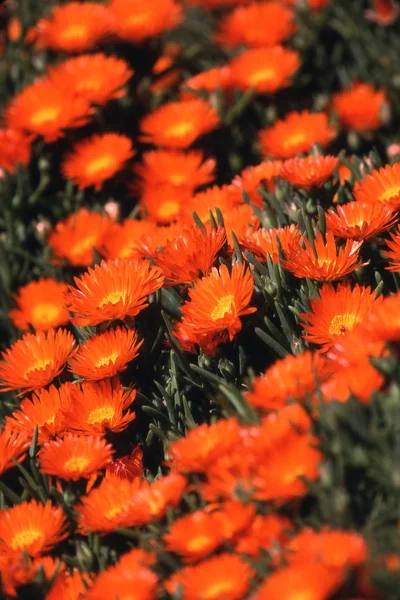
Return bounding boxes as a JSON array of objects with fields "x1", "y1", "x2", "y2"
[{"x1": 1, "y1": 0, "x2": 400, "y2": 598}]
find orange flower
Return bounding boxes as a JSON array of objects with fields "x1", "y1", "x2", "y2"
[
  {"x1": 100, "y1": 220, "x2": 156, "y2": 260},
  {"x1": 46, "y1": 570, "x2": 92, "y2": 600},
  {"x1": 280, "y1": 231, "x2": 365, "y2": 281},
  {"x1": 332, "y1": 82, "x2": 389, "y2": 131},
  {"x1": 325, "y1": 201, "x2": 397, "y2": 240},
  {"x1": 5, "y1": 383, "x2": 70, "y2": 443},
  {"x1": 85, "y1": 557, "x2": 157, "y2": 600},
  {"x1": 180, "y1": 66, "x2": 232, "y2": 99},
  {"x1": 176, "y1": 553, "x2": 254, "y2": 600},
  {"x1": 358, "y1": 292, "x2": 400, "y2": 343},
  {"x1": 300, "y1": 283, "x2": 381, "y2": 349},
  {"x1": 0, "y1": 425, "x2": 29, "y2": 477},
  {"x1": 32, "y1": 2, "x2": 113, "y2": 52},
  {"x1": 6, "y1": 79, "x2": 92, "y2": 142},
  {"x1": 259, "y1": 111, "x2": 336, "y2": 159},
  {"x1": 48, "y1": 53, "x2": 134, "y2": 107},
  {"x1": 235, "y1": 514, "x2": 292, "y2": 557},
  {"x1": 68, "y1": 327, "x2": 142, "y2": 381},
  {"x1": 222, "y1": 204, "x2": 260, "y2": 249},
  {"x1": 133, "y1": 473, "x2": 187, "y2": 520},
  {"x1": 164, "y1": 510, "x2": 224, "y2": 562},
  {"x1": 178, "y1": 263, "x2": 256, "y2": 340},
  {"x1": 353, "y1": 163, "x2": 400, "y2": 209},
  {"x1": 140, "y1": 182, "x2": 192, "y2": 223},
  {"x1": 108, "y1": 0, "x2": 183, "y2": 44},
  {"x1": 48, "y1": 208, "x2": 113, "y2": 267},
  {"x1": 0, "y1": 329, "x2": 76, "y2": 394},
  {"x1": 285, "y1": 528, "x2": 367, "y2": 569},
  {"x1": 61, "y1": 378, "x2": 136, "y2": 435},
  {"x1": 246, "y1": 351, "x2": 328, "y2": 411},
  {"x1": 280, "y1": 155, "x2": 338, "y2": 188},
  {"x1": 154, "y1": 223, "x2": 226, "y2": 285},
  {"x1": 9, "y1": 278, "x2": 69, "y2": 332},
  {"x1": 240, "y1": 224, "x2": 301, "y2": 263},
  {"x1": 254, "y1": 563, "x2": 343, "y2": 600},
  {"x1": 0, "y1": 128, "x2": 31, "y2": 173},
  {"x1": 230, "y1": 160, "x2": 283, "y2": 208},
  {"x1": 140, "y1": 99, "x2": 219, "y2": 148},
  {"x1": 182, "y1": 184, "x2": 240, "y2": 225},
  {"x1": 38, "y1": 434, "x2": 113, "y2": 481},
  {"x1": 66, "y1": 258, "x2": 164, "y2": 326},
  {"x1": 216, "y1": 1, "x2": 295, "y2": 48},
  {"x1": 167, "y1": 418, "x2": 241, "y2": 473},
  {"x1": 1, "y1": 555, "x2": 63, "y2": 599},
  {"x1": 228, "y1": 46, "x2": 300, "y2": 94},
  {"x1": 76, "y1": 475, "x2": 150, "y2": 533},
  {"x1": 383, "y1": 225, "x2": 400, "y2": 271},
  {"x1": 134, "y1": 149, "x2": 216, "y2": 192},
  {"x1": 62, "y1": 133, "x2": 135, "y2": 191},
  {"x1": 0, "y1": 500, "x2": 67, "y2": 557},
  {"x1": 365, "y1": 0, "x2": 399, "y2": 25}
]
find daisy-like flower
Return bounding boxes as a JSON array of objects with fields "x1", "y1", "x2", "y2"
[
  {"x1": 280, "y1": 231, "x2": 365, "y2": 281},
  {"x1": 178, "y1": 263, "x2": 256, "y2": 340},
  {"x1": 325, "y1": 201, "x2": 397, "y2": 240},
  {"x1": 359, "y1": 291, "x2": 400, "y2": 343},
  {"x1": 76, "y1": 475, "x2": 150, "y2": 533},
  {"x1": 230, "y1": 161, "x2": 283, "y2": 208},
  {"x1": 62, "y1": 133, "x2": 135, "y2": 191},
  {"x1": 383, "y1": 225, "x2": 400, "y2": 271},
  {"x1": 255, "y1": 563, "x2": 343, "y2": 600},
  {"x1": 180, "y1": 66, "x2": 232, "y2": 99},
  {"x1": 332, "y1": 82, "x2": 389, "y2": 131},
  {"x1": 0, "y1": 500, "x2": 67, "y2": 557},
  {"x1": 32, "y1": 2, "x2": 113, "y2": 52},
  {"x1": 133, "y1": 473, "x2": 187, "y2": 520},
  {"x1": 154, "y1": 223, "x2": 226, "y2": 286},
  {"x1": 107, "y1": 446, "x2": 143, "y2": 480},
  {"x1": 68, "y1": 327, "x2": 142, "y2": 381},
  {"x1": 140, "y1": 99, "x2": 219, "y2": 148},
  {"x1": 5, "y1": 383, "x2": 70, "y2": 443},
  {"x1": 0, "y1": 128, "x2": 32, "y2": 173},
  {"x1": 173, "y1": 553, "x2": 254, "y2": 600},
  {"x1": 221, "y1": 204, "x2": 260, "y2": 249},
  {"x1": 163, "y1": 510, "x2": 225, "y2": 562},
  {"x1": 46, "y1": 570, "x2": 92, "y2": 600},
  {"x1": 66, "y1": 258, "x2": 164, "y2": 326},
  {"x1": 167, "y1": 418, "x2": 241, "y2": 473},
  {"x1": 140, "y1": 183, "x2": 192, "y2": 223},
  {"x1": 48, "y1": 209, "x2": 113, "y2": 267},
  {"x1": 5, "y1": 79, "x2": 92, "y2": 142},
  {"x1": 38, "y1": 434, "x2": 113, "y2": 481},
  {"x1": 100, "y1": 219, "x2": 156, "y2": 260},
  {"x1": 240, "y1": 224, "x2": 302, "y2": 263},
  {"x1": 1, "y1": 555, "x2": 63, "y2": 600},
  {"x1": 259, "y1": 111, "x2": 336, "y2": 159},
  {"x1": 235, "y1": 514, "x2": 292, "y2": 557},
  {"x1": 228, "y1": 46, "x2": 300, "y2": 94},
  {"x1": 9, "y1": 278, "x2": 69, "y2": 332},
  {"x1": 285, "y1": 528, "x2": 367, "y2": 569},
  {"x1": 0, "y1": 425, "x2": 29, "y2": 477},
  {"x1": 181, "y1": 184, "x2": 241, "y2": 225},
  {"x1": 108, "y1": 0, "x2": 183, "y2": 44},
  {"x1": 0, "y1": 329, "x2": 76, "y2": 394},
  {"x1": 216, "y1": 2, "x2": 295, "y2": 48},
  {"x1": 280, "y1": 155, "x2": 338, "y2": 189},
  {"x1": 85, "y1": 558, "x2": 158, "y2": 600},
  {"x1": 48, "y1": 53, "x2": 134, "y2": 107},
  {"x1": 353, "y1": 163, "x2": 400, "y2": 209},
  {"x1": 61, "y1": 378, "x2": 136, "y2": 435},
  {"x1": 134, "y1": 149, "x2": 216, "y2": 192},
  {"x1": 300, "y1": 283, "x2": 381, "y2": 349},
  {"x1": 246, "y1": 351, "x2": 328, "y2": 411},
  {"x1": 365, "y1": 0, "x2": 399, "y2": 25}
]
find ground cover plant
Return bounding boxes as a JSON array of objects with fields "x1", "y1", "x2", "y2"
[{"x1": 1, "y1": 0, "x2": 400, "y2": 598}]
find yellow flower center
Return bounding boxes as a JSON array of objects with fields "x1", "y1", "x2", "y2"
[
  {"x1": 127, "y1": 11, "x2": 150, "y2": 27},
  {"x1": 203, "y1": 580, "x2": 234, "y2": 600},
  {"x1": 24, "y1": 359, "x2": 53, "y2": 379},
  {"x1": 11, "y1": 528, "x2": 42, "y2": 551},
  {"x1": 283, "y1": 132, "x2": 306, "y2": 151},
  {"x1": 168, "y1": 173, "x2": 186, "y2": 185},
  {"x1": 158, "y1": 200, "x2": 180, "y2": 220},
  {"x1": 70, "y1": 235, "x2": 98, "y2": 258},
  {"x1": 60, "y1": 24, "x2": 89, "y2": 42},
  {"x1": 86, "y1": 155, "x2": 114, "y2": 177},
  {"x1": 30, "y1": 107, "x2": 61, "y2": 127},
  {"x1": 379, "y1": 185, "x2": 400, "y2": 203},
  {"x1": 167, "y1": 121, "x2": 193, "y2": 139},
  {"x1": 328, "y1": 313, "x2": 361, "y2": 336},
  {"x1": 64, "y1": 456, "x2": 91, "y2": 473},
  {"x1": 104, "y1": 504, "x2": 124, "y2": 520},
  {"x1": 96, "y1": 353, "x2": 119, "y2": 368},
  {"x1": 98, "y1": 291, "x2": 125, "y2": 309},
  {"x1": 211, "y1": 294, "x2": 235, "y2": 321},
  {"x1": 31, "y1": 303, "x2": 62, "y2": 327},
  {"x1": 187, "y1": 535, "x2": 215, "y2": 553},
  {"x1": 88, "y1": 406, "x2": 115, "y2": 424},
  {"x1": 248, "y1": 67, "x2": 276, "y2": 86},
  {"x1": 317, "y1": 258, "x2": 333, "y2": 268}
]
